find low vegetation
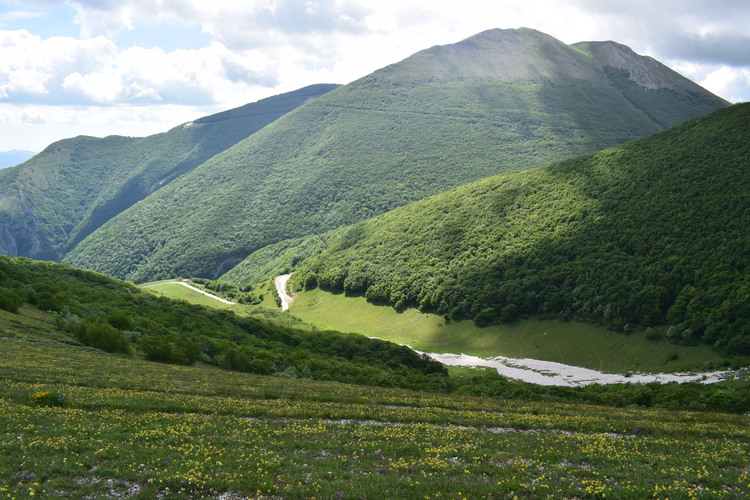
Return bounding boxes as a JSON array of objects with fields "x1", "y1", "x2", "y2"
[{"x1": 1, "y1": 333, "x2": 749, "y2": 498}]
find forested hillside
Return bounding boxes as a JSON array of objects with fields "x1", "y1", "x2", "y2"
[
  {"x1": 63, "y1": 28, "x2": 727, "y2": 282},
  {"x1": 0, "y1": 255, "x2": 445, "y2": 387},
  {"x1": 0, "y1": 84, "x2": 337, "y2": 260},
  {"x1": 291, "y1": 103, "x2": 750, "y2": 355}
]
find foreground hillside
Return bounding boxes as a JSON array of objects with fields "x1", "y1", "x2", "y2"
[
  {"x1": 0, "y1": 84, "x2": 337, "y2": 261},
  {"x1": 2, "y1": 254, "x2": 749, "y2": 406},
  {"x1": 63, "y1": 28, "x2": 727, "y2": 282},
  {"x1": 291, "y1": 103, "x2": 750, "y2": 355},
  {"x1": 0, "y1": 255, "x2": 445, "y2": 388},
  {"x1": 2, "y1": 333, "x2": 749, "y2": 498}
]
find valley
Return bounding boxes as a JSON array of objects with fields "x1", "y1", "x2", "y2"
[{"x1": 1, "y1": 24, "x2": 748, "y2": 499}]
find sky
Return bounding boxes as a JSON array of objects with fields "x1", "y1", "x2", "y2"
[{"x1": 1, "y1": 0, "x2": 748, "y2": 152}]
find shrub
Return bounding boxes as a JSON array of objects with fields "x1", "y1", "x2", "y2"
[
  {"x1": 53, "y1": 308, "x2": 83, "y2": 333},
  {"x1": 0, "y1": 289, "x2": 22, "y2": 313},
  {"x1": 34, "y1": 291, "x2": 60, "y2": 312},
  {"x1": 76, "y1": 321, "x2": 132, "y2": 355},
  {"x1": 30, "y1": 391, "x2": 66, "y2": 407},
  {"x1": 474, "y1": 307, "x2": 497, "y2": 327},
  {"x1": 141, "y1": 335, "x2": 201, "y2": 365}
]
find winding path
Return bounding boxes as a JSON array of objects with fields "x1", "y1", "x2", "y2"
[
  {"x1": 143, "y1": 280, "x2": 235, "y2": 305},
  {"x1": 275, "y1": 274, "x2": 294, "y2": 311}
]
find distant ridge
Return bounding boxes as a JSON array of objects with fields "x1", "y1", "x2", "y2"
[
  {"x1": 0, "y1": 84, "x2": 338, "y2": 260},
  {"x1": 53, "y1": 28, "x2": 728, "y2": 281},
  {"x1": 0, "y1": 150, "x2": 35, "y2": 169}
]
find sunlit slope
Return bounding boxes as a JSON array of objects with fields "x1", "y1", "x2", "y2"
[
  {"x1": 291, "y1": 103, "x2": 750, "y2": 355},
  {"x1": 64, "y1": 28, "x2": 727, "y2": 282},
  {"x1": 0, "y1": 84, "x2": 337, "y2": 260},
  {"x1": 287, "y1": 288, "x2": 727, "y2": 373}
]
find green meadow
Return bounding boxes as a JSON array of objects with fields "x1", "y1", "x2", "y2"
[
  {"x1": 289, "y1": 288, "x2": 726, "y2": 374},
  {"x1": 141, "y1": 281, "x2": 237, "y2": 310},
  {"x1": 142, "y1": 279, "x2": 286, "y2": 314},
  {"x1": 2, "y1": 318, "x2": 748, "y2": 499}
]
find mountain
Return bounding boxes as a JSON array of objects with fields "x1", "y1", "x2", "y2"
[
  {"x1": 0, "y1": 84, "x2": 338, "y2": 260},
  {"x1": 0, "y1": 150, "x2": 35, "y2": 169},
  {"x1": 62, "y1": 28, "x2": 728, "y2": 282},
  {"x1": 288, "y1": 103, "x2": 750, "y2": 355}
]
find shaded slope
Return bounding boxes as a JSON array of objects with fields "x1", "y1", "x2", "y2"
[
  {"x1": 291, "y1": 103, "x2": 750, "y2": 354},
  {"x1": 64, "y1": 28, "x2": 728, "y2": 282},
  {"x1": 0, "y1": 84, "x2": 338, "y2": 260}
]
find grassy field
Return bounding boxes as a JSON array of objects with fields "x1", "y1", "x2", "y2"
[
  {"x1": 1, "y1": 305, "x2": 748, "y2": 499},
  {"x1": 141, "y1": 279, "x2": 281, "y2": 310},
  {"x1": 139, "y1": 280, "x2": 730, "y2": 374},
  {"x1": 140, "y1": 281, "x2": 238, "y2": 310},
  {"x1": 289, "y1": 289, "x2": 727, "y2": 374}
]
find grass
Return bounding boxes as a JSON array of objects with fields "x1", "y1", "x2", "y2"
[
  {"x1": 141, "y1": 278, "x2": 284, "y2": 315},
  {"x1": 140, "y1": 281, "x2": 237, "y2": 310},
  {"x1": 2, "y1": 313, "x2": 749, "y2": 499},
  {"x1": 289, "y1": 288, "x2": 727, "y2": 374},
  {"x1": 137, "y1": 280, "x2": 729, "y2": 375}
]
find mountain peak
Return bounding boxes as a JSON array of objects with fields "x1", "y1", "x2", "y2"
[{"x1": 370, "y1": 27, "x2": 604, "y2": 84}]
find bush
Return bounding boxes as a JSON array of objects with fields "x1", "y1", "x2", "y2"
[
  {"x1": 0, "y1": 289, "x2": 22, "y2": 313},
  {"x1": 474, "y1": 307, "x2": 497, "y2": 327},
  {"x1": 141, "y1": 335, "x2": 201, "y2": 365},
  {"x1": 76, "y1": 321, "x2": 132, "y2": 355},
  {"x1": 34, "y1": 291, "x2": 60, "y2": 312},
  {"x1": 30, "y1": 391, "x2": 66, "y2": 407},
  {"x1": 53, "y1": 308, "x2": 83, "y2": 333}
]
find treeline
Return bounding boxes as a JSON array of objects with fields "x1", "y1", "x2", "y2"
[
  {"x1": 449, "y1": 370, "x2": 750, "y2": 414},
  {"x1": 293, "y1": 104, "x2": 750, "y2": 356},
  {"x1": 0, "y1": 256, "x2": 446, "y2": 389}
]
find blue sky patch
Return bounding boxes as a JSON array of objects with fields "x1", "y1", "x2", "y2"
[
  {"x1": 0, "y1": 4, "x2": 79, "y2": 38},
  {"x1": 116, "y1": 23, "x2": 212, "y2": 52}
]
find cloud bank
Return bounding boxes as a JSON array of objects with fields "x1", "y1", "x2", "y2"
[{"x1": 1, "y1": 0, "x2": 748, "y2": 151}]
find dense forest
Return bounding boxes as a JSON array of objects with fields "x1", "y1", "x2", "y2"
[{"x1": 292, "y1": 103, "x2": 750, "y2": 355}]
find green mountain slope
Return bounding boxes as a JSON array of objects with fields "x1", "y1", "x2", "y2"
[
  {"x1": 290, "y1": 103, "x2": 750, "y2": 355},
  {"x1": 0, "y1": 84, "x2": 338, "y2": 260},
  {"x1": 63, "y1": 28, "x2": 727, "y2": 282}
]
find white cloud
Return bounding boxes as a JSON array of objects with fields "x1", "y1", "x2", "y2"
[
  {"x1": 0, "y1": 29, "x2": 281, "y2": 107},
  {"x1": 1, "y1": 0, "x2": 749, "y2": 151},
  {"x1": 701, "y1": 66, "x2": 750, "y2": 103},
  {"x1": 0, "y1": 102, "x2": 217, "y2": 150}
]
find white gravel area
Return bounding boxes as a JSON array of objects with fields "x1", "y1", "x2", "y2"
[{"x1": 421, "y1": 351, "x2": 731, "y2": 386}]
